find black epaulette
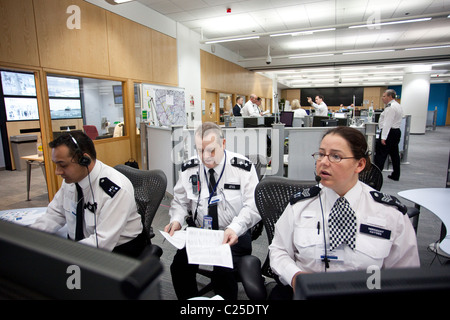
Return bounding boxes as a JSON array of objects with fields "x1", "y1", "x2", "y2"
[
  {"x1": 181, "y1": 158, "x2": 200, "y2": 172},
  {"x1": 370, "y1": 191, "x2": 407, "y2": 215},
  {"x1": 290, "y1": 186, "x2": 321, "y2": 205},
  {"x1": 230, "y1": 157, "x2": 252, "y2": 172},
  {"x1": 99, "y1": 177, "x2": 121, "y2": 198}
]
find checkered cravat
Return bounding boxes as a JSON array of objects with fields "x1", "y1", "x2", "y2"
[{"x1": 328, "y1": 197, "x2": 357, "y2": 251}]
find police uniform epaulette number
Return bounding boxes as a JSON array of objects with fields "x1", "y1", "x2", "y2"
[
  {"x1": 370, "y1": 191, "x2": 407, "y2": 214},
  {"x1": 181, "y1": 158, "x2": 200, "y2": 172},
  {"x1": 99, "y1": 177, "x2": 121, "y2": 198},
  {"x1": 290, "y1": 186, "x2": 321, "y2": 205},
  {"x1": 230, "y1": 157, "x2": 252, "y2": 171}
]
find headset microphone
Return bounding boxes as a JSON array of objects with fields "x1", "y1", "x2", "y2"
[{"x1": 315, "y1": 175, "x2": 321, "y2": 184}]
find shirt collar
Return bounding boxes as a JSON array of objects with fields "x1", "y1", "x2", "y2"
[
  {"x1": 323, "y1": 180, "x2": 362, "y2": 211},
  {"x1": 77, "y1": 160, "x2": 100, "y2": 189}
]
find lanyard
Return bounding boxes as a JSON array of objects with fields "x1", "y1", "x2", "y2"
[{"x1": 203, "y1": 151, "x2": 227, "y2": 205}]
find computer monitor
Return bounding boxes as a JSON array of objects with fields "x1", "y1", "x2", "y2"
[
  {"x1": 0, "y1": 220, "x2": 163, "y2": 299},
  {"x1": 312, "y1": 116, "x2": 329, "y2": 127},
  {"x1": 294, "y1": 267, "x2": 450, "y2": 300},
  {"x1": 280, "y1": 111, "x2": 294, "y2": 127},
  {"x1": 264, "y1": 116, "x2": 275, "y2": 127}
]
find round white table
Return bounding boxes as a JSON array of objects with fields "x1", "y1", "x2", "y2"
[{"x1": 398, "y1": 188, "x2": 450, "y2": 256}]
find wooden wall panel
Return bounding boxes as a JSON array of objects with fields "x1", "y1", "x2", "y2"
[
  {"x1": 107, "y1": 12, "x2": 153, "y2": 81},
  {"x1": 152, "y1": 30, "x2": 178, "y2": 86},
  {"x1": 0, "y1": 0, "x2": 40, "y2": 66},
  {"x1": 34, "y1": 0, "x2": 109, "y2": 75},
  {"x1": 200, "y1": 50, "x2": 272, "y2": 98},
  {"x1": 93, "y1": 138, "x2": 131, "y2": 167}
]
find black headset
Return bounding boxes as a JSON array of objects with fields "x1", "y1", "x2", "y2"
[{"x1": 69, "y1": 134, "x2": 91, "y2": 167}]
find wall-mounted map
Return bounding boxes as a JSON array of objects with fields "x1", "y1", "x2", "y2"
[{"x1": 141, "y1": 84, "x2": 186, "y2": 126}]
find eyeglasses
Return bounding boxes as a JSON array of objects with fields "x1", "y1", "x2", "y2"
[{"x1": 311, "y1": 152, "x2": 355, "y2": 163}]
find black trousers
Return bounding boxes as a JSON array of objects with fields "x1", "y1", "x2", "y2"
[
  {"x1": 112, "y1": 232, "x2": 147, "y2": 258},
  {"x1": 170, "y1": 230, "x2": 252, "y2": 300},
  {"x1": 374, "y1": 128, "x2": 401, "y2": 180}
]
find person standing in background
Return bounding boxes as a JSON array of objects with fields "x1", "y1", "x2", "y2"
[
  {"x1": 307, "y1": 95, "x2": 328, "y2": 116},
  {"x1": 374, "y1": 89, "x2": 403, "y2": 181}
]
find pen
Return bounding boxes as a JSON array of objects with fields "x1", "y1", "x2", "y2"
[{"x1": 317, "y1": 221, "x2": 320, "y2": 234}]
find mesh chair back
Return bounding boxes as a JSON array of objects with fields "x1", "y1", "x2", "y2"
[
  {"x1": 114, "y1": 165, "x2": 167, "y2": 243},
  {"x1": 358, "y1": 163, "x2": 383, "y2": 191},
  {"x1": 254, "y1": 176, "x2": 315, "y2": 278}
]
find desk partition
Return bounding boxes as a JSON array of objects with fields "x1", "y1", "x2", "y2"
[{"x1": 141, "y1": 122, "x2": 404, "y2": 194}]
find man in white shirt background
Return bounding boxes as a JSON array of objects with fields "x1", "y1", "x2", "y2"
[
  {"x1": 374, "y1": 89, "x2": 404, "y2": 181},
  {"x1": 241, "y1": 93, "x2": 262, "y2": 117}
]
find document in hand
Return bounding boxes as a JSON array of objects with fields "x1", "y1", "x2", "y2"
[
  {"x1": 186, "y1": 227, "x2": 233, "y2": 269},
  {"x1": 159, "y1": 229, "x2": 186, "y2": 249}
]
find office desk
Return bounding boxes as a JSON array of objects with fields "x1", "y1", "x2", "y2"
[
  {"x1": 398, "y1": 188, "x2": 450, "y2": 256},
  {"x1": 0, "y1": 207, "x2": 67, "y2": 236},
  {"x1": 21, "y1": 154, "x2": 46, "y2": 201}
]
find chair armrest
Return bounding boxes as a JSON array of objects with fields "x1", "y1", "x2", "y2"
[{"x1": 236, "y1": 255, "x2": 267, "y2": 300}]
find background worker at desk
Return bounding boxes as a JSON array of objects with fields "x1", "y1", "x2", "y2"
[
  {"x1": 233, "y1": 96, "x2": 243, "y2": 116},
  {"x1": 165, "y1": 122, "x2": 261, "y2": 299},
  {"x1": 269, "y1": 127, "x2": 419, "y2": 299},
  {"x1": 31, "y1": 132, "x2": 145, "y2": 258},
  {"x1": 241, "y1": 94, "x2": 262, "y2": 117},
  {"x1": 307, "y1": 95, "x2": 328, "y2": 116}
]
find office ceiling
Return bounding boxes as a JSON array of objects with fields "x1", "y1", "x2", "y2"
[{"x1": 136, "y1": 0, "x2": 450, "y2": 88}]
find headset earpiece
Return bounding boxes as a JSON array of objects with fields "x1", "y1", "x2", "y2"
[{"x1": 69, "y1": 134, "x2": 91, "y2": 167}]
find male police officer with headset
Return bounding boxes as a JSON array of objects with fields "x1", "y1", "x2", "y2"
[
  {"x1": 164, "y1": 122, "x2": 261, "y2": 299},
  {"x1": 32, "y1": 131, "x2": 146, "y2": 258}
]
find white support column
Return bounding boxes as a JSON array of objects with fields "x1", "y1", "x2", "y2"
[{"x1": 400, "y1": 65, "x2": 431, "y2": 134}]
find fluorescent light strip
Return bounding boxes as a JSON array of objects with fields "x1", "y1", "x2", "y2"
[
  {"x1": 349, "y1": 17, "x2": 431, "y2": 29},
  {"x1": 343, "y1": 49, "x2": 395, "y2": 55},
  {"x1": 289, "y1": 53, "x2": 334, "y2": 59},
  {"x1": 405, "y1": 45, "x2": 450, "y2": 51},
  {"x1": 205, "y1": 36, "x2": 260, "y2": 44},
  {"x1": 270, "y1": 28, "x2": 336, "y2": 37}
]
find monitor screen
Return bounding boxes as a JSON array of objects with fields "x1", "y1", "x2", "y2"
[
  {"x1": 49, "y1": 99, "x2": 82, "y2": 119},
  {"x1": 4, "y1": 97, "x2": 39, "y2": 121},
  {"x1": 0, "y1": 220, "x2": 163, "y2": 299},
  {"x1": 47, "y1": 76, "x2": 80, "y2": 98},
  {"x1": 1, "y1": 71, "x2": 36, "y2": 96},
  {"x1": 294, "y1": 267, "x2": 450, "y2": 300},
  {"x1": 280, "y1": 111, "x2": 294, "y2": 127}
]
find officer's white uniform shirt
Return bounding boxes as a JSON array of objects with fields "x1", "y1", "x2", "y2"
[
  {"x1": 169, "y1": 150, "x2": 261, "y2": 237},
  {"x1": 311, "y1": 101, "x2": 328, "y2": 116},
  {"x1": 32, "y1": 160, "x2": 143, "y2": 251},
  {"x1": 269, "y1": 180, "x2": 420, "y2": 286},
  {"x1": 378, "y1": 99, "x2": 403, "y2": 140}
]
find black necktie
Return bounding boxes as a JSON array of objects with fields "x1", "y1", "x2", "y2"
[
  {"x1": 208, "y1": 168, "x2": 219, "y2": 230},
  {"x1": 328, "y1": 197, "x2": 357, "y2": 251},
  {"x1": 75, "y1": 183, "x2": 85, "y2": 241}
]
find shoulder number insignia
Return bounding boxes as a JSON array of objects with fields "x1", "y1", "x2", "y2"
[
  {"x1": 99, "y1": 177, "x2": 121, "y2": 198},
  {"x1": 181, "y1": 158, "x2": 200, "y2": 172},
  {"x1": 370, "y1": 191, "x2": 407, "y2": 214},
  {"x1": 290, "y1": 186, "x2": 321, "y2": 205},
  {"x1": 230, "y1": 157, "x2": 252, "y2": 172}
]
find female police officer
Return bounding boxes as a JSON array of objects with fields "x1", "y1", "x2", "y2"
[{"x1": 269, "y1": 126, "x2": 419, "y2": 299}]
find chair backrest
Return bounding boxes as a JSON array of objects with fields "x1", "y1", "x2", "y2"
[
  {"x1": 114, "y1": 164, "x2": 167, "y2": 243},
  {"x1": 254, "y1": 176, "x2": 315, "y2": 278},
  {"x1": 358, "y1": 163, "x2": 383, "y2": 191},
  {"x1": 83, "y1": 125, "x2": 99, "y2": 140}
]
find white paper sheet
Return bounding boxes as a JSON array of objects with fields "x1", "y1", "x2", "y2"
[
  {"x1": 185, "y1": 227, "x2": 233, "y2": 269},
  {"x1": 159, "y1": 229, "x2": 186, "y2": 249}
]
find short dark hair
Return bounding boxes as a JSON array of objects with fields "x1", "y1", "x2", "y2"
[
  {"x1": 385, "y1": 89, "x2": 396, "y2": 99},
  {"x1": 49, "y1": 131, "x2": 97, "y2": 161},
  {"x1": 316, "y1": 95, "x2": 324, "y2": 100},
  {"x1": 322, "y1": 126, "x2": 371, "y2": 171}
]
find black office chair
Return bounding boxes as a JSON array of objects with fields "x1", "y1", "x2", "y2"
[
  {"x1": 254, "y1": 176, "x2": 315, "y2": 281},
  {"x1": 358, "y1": 163, "x2": 420, "y2": 233},
  {"x1": 358, "y1": 163, "x2": 383, "y2": 191},
  {"x1": 114, "y1": 164, "x2": 167, "y2": 257}
]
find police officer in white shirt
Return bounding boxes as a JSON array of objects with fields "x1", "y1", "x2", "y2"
[
  {"x1": 269, "y1": 127, "x2": 419, "y2": 299},
  {"x1": 375, "y1": 89, "x2": 404, "y2": 181},
  {"x1": 307, "y1": 95, "x2": 328, "y2": 116},
  {"x1": 165, "y1": 122, "x2": 261, "y2": 299},
  {"x1": 32, "y1": 132, "x2": 145, "y2": 258}
]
